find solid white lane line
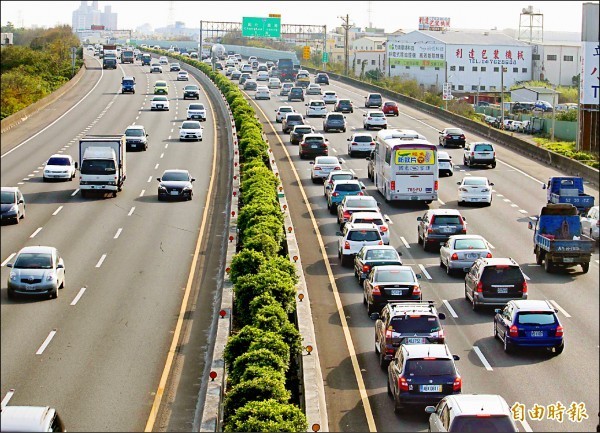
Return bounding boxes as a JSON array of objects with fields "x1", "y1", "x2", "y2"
[
  {"x1": 400, "y1": 236, "x2": 411, "y2": 249},
  {"x1": 30, "y1": 227, "x2": 43, "y2": 238},
  {"x1": 472, "y1": 346, "x2": 493, "y2": 371},
  {"x1": 147, "y1": 176, "x2": 153, "y2": 183},
  {"x1": 52, "y1": 206, "x2": 63, "y2": 216},
  {"x1": 33, "y1": 170, "x2": 39, "y2": 173},
  {"x1": 496, "y1": 194, "x2": 504, "y2": 197},
  {"x1": 17, "y1": 182, "x2": 24, "y2": 185},
  {"x1": 70, "y1": 287, "x2": 87, "y2": 306},
  {"x1": 520, "y1": 419, "x2": 533, "y2": 432},
  {"x1": 95, "y1": 254, "x2": 107, "y2": 268},
  {"x1": 438, "y1": 198, "x2": 446, "y2": 205},
  {"x1": 71, "y1": 189, "x2": 79, "y2": 197},
  {"x1": 1, "y1": 389, "x2": 15, "y2": 409},
  {"x1": 418, "y1": 264, "x2": 432, "y2": 280},
  {"x1": 549, "y1": 300, "x2": 571, "y2": 318},
  {"x1": 442, "y1": 300, "x2": 458, "y2": 318},
  {"x1": 487, "y1": 242, "x2": 495, "y2": 249},
  {"x1": 114, "y1": 228, "x2": 123, "y2": 239},
  {"x1": 36, "y1": 330, "x2": 57, "y2": 355},
  {"x1": 140, "y1": 189, "x2": 145, "y2": 197},
  {"x1": 503, "y1": 198, "x2": 511, "y2": 202},
  {"x1": 2, "y1": 253, "x2": 16, "y2": 267},
  {"x1": 154, "y1": 163, "x2": 159, "y2": 170},
  {"x1": 128, "y1": 206, "x2": 135, "y2": 216},
  {"x1": 168, "y1": 135, "x2": 171, "y2": 140},
  {"x1": 22, "y1": 178, "x2": 29, "y2": 181},
  {"x1": 170, "y1": 128, "x2": 174, "y2": 133},
  {"x1": 518, "y1": 209, "x2": 528, "y2": 214}
]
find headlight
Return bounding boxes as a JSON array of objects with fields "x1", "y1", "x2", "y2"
[
  {"x1": 46, "y1": 274, "x2": 55, "y2": 281},
  {"x1": 158, "y1": 185, "x2": 167, "y2": 191},
  {"x1": 9, "y1": 273, "x2": 16, "y2": 281},
  {"x1": 44, "y1": 169, "x2": 50, "y2": 174},
  {"x1": 183, "y1": 186, "x2": 192, "y2": 190},
  {"x1": 9, "y1": 205, "x2": 17, "y2": 212}
]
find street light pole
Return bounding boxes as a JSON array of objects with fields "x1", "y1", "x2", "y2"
[
  {"x1": 500, "y1": 66, "x2": 505, "y2": 130},
  {"x1": 551, "y1": 87, "x2": 557, "y2": 141},
  {"x1": 339, "y1": 14, "x2": 352, "y2": 77}
]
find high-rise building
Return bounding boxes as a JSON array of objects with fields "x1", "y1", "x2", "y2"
[{"x1": 72, "y1": 1, "x2": 117, "y2": 31}]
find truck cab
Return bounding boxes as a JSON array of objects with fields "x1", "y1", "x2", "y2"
[
  {"x1": 141, "y1": 54, "x2": 152, "y2": 66},
  {"x1": 543, "y1": 176, "x2": 595, "y2": 214},
  {"x1": 121, "y1": 76, "x2": 136, "y2": 94}
]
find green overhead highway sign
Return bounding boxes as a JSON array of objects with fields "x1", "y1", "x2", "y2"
[
  {"x1": 242, "y1": 16, "x2": 281, "y2": 38},
  {"x1": 322, "y1": 52, "x2": 329, "y2": 63}
]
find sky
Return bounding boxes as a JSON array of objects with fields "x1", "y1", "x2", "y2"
[{"x1": 0, "y1": 1, "x2": 585, "y2": 35}]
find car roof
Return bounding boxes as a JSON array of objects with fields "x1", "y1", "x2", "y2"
[
  {"x1": 462, "y1": 176, "x2": 489, "y2": 182},
  {"x1": 1, "y1": 186, "x2": 20, "y2": 193},
  {"x1": 162, "y1": 169, "x2": 190, "y2": 175},
  {"x1": 125, "y1": 125, "x2": 145, "y2": 130},
  {"x1": 360, "y1": 245, "x2": 397, "y2": 252},
  {"x1": 367, "y1": 110, "x2": 384, "y2": 114},
  {"x1": 333, "y1": 179, "x2": 360, "y2": 186},
  {"x1": 401, "y1": 343, "x2": 453, "y2": 359},
  {"x1": 309, "y1": 99, "x2": 325, "y2": 103},
  {"x1": 477, "y1": 257, "x2": 519, "y2": 266},
  {"x1": 347, "y1": 222, "x2": 379, "y2": 230},
  {"x1": 447, "y1": 234, "x2": 485, "y2": 241},
  {"x1": 428, "y1": 209, "x2": 463, "y2": 215},
  {"x1": 305, "y1": 133, "x2": 326, "y2": 139},
  {"x1": 445, "y1": 394, "x2": 510, "y2": 415},
  {"x1": 0, "y1": 406, "x2": 56, "y2": 432},
  {"x1": 352, "y1": 211, "x2": 384, "y2": 218},
  {"x1": 17, "y1": 246, "x2": 55, "y2": 255},
  {"x1": 345, "y1": 196, "x2": 377, "y2": 202},
  {"x1": 510, "y1": 299, "x2": 554, "y2": 312},
  {"x1": 471, "y1": 141, "x2": 495, "y2": 146},
  {"x1": 352, "y1": 133, "x2": 373, "y2": 138},
  {"x1": 373, "y1": 265, "x2": 412, "y2": 272},
  {"x1": 437, "y1": 151, "x2": 450, "y2": 158},
  {"x1": 155, "y1": 80, "x2": 167, "y2": 85}
]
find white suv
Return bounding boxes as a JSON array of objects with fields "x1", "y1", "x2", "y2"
[
  {"x1": 186, "y1": 103, "x2": 207, "y2": 121},
  {"x1": 348, "y1": 211, "x2": 391, "y2": 245},
  {"x1": 363, "y1": 111, "x2": 388, "y2": 130},
  {"x1": 305, "y1": 99, "x2": 327, "y2": 117},
  {"x1": 337, "y1": 222, "x2": 383, "y2": 266}
]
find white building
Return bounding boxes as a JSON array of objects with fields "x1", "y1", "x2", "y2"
[
  {"x1": 350, "y1": 37, "x2": 386, "y2": 77},
  {"x1": 532, "y1": 42, "x2": 580, "y2": 86},
  {"x1": 351, "y1": 36, "x2": 386, "y2": 51},
  {"x1": 386, "y1": 30, "x2": 533, "y2": 94},
  {"x1": 511, "y1": 86, "x2": 560, "y2": 105},
  {"x1": 1, "y1": 32, "x2": 14, "y2": 45}
]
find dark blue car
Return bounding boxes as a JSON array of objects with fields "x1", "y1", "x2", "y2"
[
  {"x1": 121, "y1": 76, "x2": 136, "y2": 94},
  {"x1": 494, "y1": 299, "x2": 564, "y2": 355}
]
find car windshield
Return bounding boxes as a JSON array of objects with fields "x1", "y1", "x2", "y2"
[
  {"x1": 347, "y1": 230, "x2": 380, "y2": 241},
  {"x1": 463, "y1": 178, "x2": 488, "y2": 186},
  {"x1": 125, "y1": 129, "x2": 144, "y2": 137},
  {"x1": 405, "y1": 359, "x2": 455, "y2": 376},
  {"x1": 317, "y1": 157, "x2": 338, "y2": 164},
  {"x1": 185, "y1": 86, "x2": 198, "y2": 91},
  {"x1": 294, "y1": 127, "x2": 312, "y2": 134},
  {"x1": 339, "y1": 100, "x2": 351, "y2": 105},
  {"x1": 346, "y1": 198, "x2": 377, "y2": 208},
  {"x1": 287, "y1": 115, "x2": 302, "y2": 121},
  {"x1": 162, "y1": 172, "x2": 189, "y2": 182},
  {"x1": 81, "y1": 159, "x2": 116, "y2": 175},
  {"x1": 481, "y1": 266, "x2": 524, "y2": 285},
  {"x1": 14, "y1": 253, "x2": 53, "y2": 269},
  {"x1": 375, "y1": 269, "x2": 414, "y2": 282},
  {"x1": 335, "y1": 183, "x2": 361, "y2": 192},
  {"x1": 454, "y1": 239, "x2": 487, "y2": 250},
  {"x1": 432, "y1": 215, "x2": 461, "y2": 225},
  {"x1": 47, "y1": 157, "x2": 71, "y2": 165},
  {"x1": 474, "y1": 144, "x2": 494, "y2": 151},
  {"x1": 155, "y1": 82, "x2": 167, "y2": 87},
  {"x1": 446, "y1": 128, "x2": 463, "y2": 134},
  {"x1": 354, "y1": 135, "x2": 372, "y2": 142},
  {"x1": 182, "y1": 122, "x2": 200, "y2": 129},
  {"x1": 1, "y1": 191, "x2": 16, "y2": 204},
  {"x1": 354, "y1": 217, "x2": 384, "y2": 225},
  {"x1": 384, "y1": 102, "x2": 396, "y2": 106},
  {"x1": 390, "y1": 316, "x2": 441, "y2": 334},
  {"x1": 365, "y1": 249, "x2": 397, "y2": 260},
  {"x1": 189, "y1": 104, "x2": 205, "y2": 110},
  {"x1": 122, "y1": 80, "x2": 134, "y2": 85},
  {"x1": 450, "y1": 416, "x2": 516, "y2": 432},
  {"x1": 369, "y1": 95, "x2": 382, "y2": 100},
  {"x1": 280, "y1": 107, "x2": 293, "y2": 112},
  {"x1": 328, "y1": 115, "x2": 344, "y2": 121},
  {"x1": 305, "y1": 136, "x2": 324, "y2": 143},
  {"x1": 517, "y1": 312, "x2": 557, "y2": 326}
]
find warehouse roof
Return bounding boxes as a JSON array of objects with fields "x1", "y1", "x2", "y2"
[
  {"x1": 416, "y1": 30, "x2": 531, "y2": 46},
  {"x1": 512, "y1": 86, "x2": 560, "y2": 95}
]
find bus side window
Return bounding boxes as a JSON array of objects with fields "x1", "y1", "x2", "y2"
[{"x1": 385, "y1": 147, "x2": 392, "y2": 165}]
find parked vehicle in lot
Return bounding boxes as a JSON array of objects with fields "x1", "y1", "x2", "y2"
[
  {"x1": 280, "y1": 82, "x2": 293, "y2": 96},
  {"x1": 315, "y1": 72, "x2": 330, "y2": 84},
  {"x1": 323, "y1": 91, "x2": 338, "y2": 104},
  {"x1": 187, "y1": 103, "x2": 207, "y2": 121},
  {"x1": 290, "y1": 124, "x2": 315, "y2": 145},
  {"x1": 334, "y1": 99, "x2": 354, "y2": 113},
  {"x1": 347, "y1": 133, "x2": 375, "y2": 157},
  {"x1": 439, "y1": 235, "x2": 493, "y2": 275},
  {"x1": 363, "y1": 265, "x2": 422, "y2": 314},
  {"x1": 417, "y1": 209, "x2": 467, "y2": 252},
  {"x1": 151, "y1": 96, "x2": 170, "y2": 111},
  {"x1": 124, "y1": 125, "x2": 149, "y2": 151},
  {"x1": 464, "y1": 257, "x2": 528, "y2": 311},
  {"x1": 363, "y1": 111, "x2": 387, "y2": 130},
  {"x1": 153, "y1": 80, "x2": 169, "y2": 95},
  {"x1": 1, "y1": 187, "x2": 25, "y2": 224},
  {"x1": 183, "y1": 85, "x2": 200, "y2": 99},
  {"x1": 457, "y1": 176, "x2": 494, "y2": 206},
  {"x1": 425, "y1": 394, "x2": 518, "y2": 432},
  {"x1": 282, "y1": 113, "x2": 305, "y2": 133},
  {"x1": 387, "y1": 344, "x2": 461, "y2": 413},
  {"x1": 309, "y1": 155, "x2": 341, "y2": 181},
  {"x1": 306, "y1": 83, "x2": 323, "y2": 95},
  {"x1": 439, "y1": 127, "x2": 466, "y2": 148},
  {"x1": 373, "y1": 301, "x2": 446, "y2": 367},
  {"x1": 323, "y1": 112, "x2": 347, "y2": 132},
  {"x1": 323, "y1": 170, "x2": 357, "y2": 196},
  {"x1": 353, "y1": 245, "x2": 402, "y2": 284},
  {"x1": 580, "y1": 205, "x2": 599, "y2": 241},
  {"x1": 326, "y1": 179, "x2": 365, "y2": 212},
  {"x1": 177, "y1": 71, "x2": 189, "y2": 81},
  {"x1": 254, "y1": 85, "x2": 271, "y2": 100},
  {"x1": 543, "y1": 176, "x2": 595, "y2": 214},
  {"x1": 382, "y1": 101, "x2": 399, "y2": 116},
  {"x1": 6, "y1": 246, "x2": 65, "y2": 299},
  {"x1": 337, "y1": 195, "x2": 380, "y2": 228},
  {"x1": 463, "y1": 142, "x2": 496, "y2": 168},
  {"x1": 43, "y1": 154, "x2": 76, "y2": 181},
  {"x1": 305, "y1": 99, "x2": 327, "y2": 117},
  {"x1": 529, "y1": 203, "x2": 594, "y2": 273},
  {"x1": 179, "y1": 120, "x2": 203, "y2": 141},
  {"x1": 288, "y1": 86, "x2": 305, "y2": 102},
  {"x1": 437, "y1": 151, "x2": 453, "y2": 176},
  {"x1": 337, "y1": 222, "x2": 383, "y2": 266},
  {"x1": 275, "y1": 106, "x2": 296, "y2": 123},
  {"x1": 349, "y1": 211, "x2": 390, "y2": 245},
  {"x1": 157, "y1": 169, "x2": 195, "y2": 201},
  {"x1": 365, "y1": 92, "x2": 383, "y2": 108},
  {"x1": 78, "y1": 135, "x2": 126, "y2": 198}
]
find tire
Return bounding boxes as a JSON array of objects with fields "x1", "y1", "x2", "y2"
[
  {"x1": 544, "y1": 257, "x2": 554, "y2": 273},
  {"x1": 535, "y1": 249, "x2": 544, "y2": 265},
  {"x1": 43, "y1": 177, "x2": 48, "y2": 182},
  {"x1": 311, "y1": 176, "x2": 318, "y2": 184},
  {"x1": 417, "y1": 231, "x2": 423, "y2": 245},
  {"x1": 503, "y1": 335, "x2": 513, "y2": 353},
  {"x1": 60, "y1": 274, "x2": 65, "y2": 289},
  {"x1": 553, "y1": 341, "x2": 564, "y2": 356},
  {"x1": 81, "y1": 190, "x2": 88, "y2": 198},
  {"x1": 491, "y1": 161, "x2": 497, "y2": 168},
  {"x1": 581, "y1": 262, "x2": 589, "y2": 273},
  {"x1": 329, "y1": 203, "x2": 337, "y2": 215},
  {"x1": 7, "y1": 289, "x2": 15, "y2": 300},
  {"x1": 494, "y1": 321, "x2": 499, "y2": 339},
  {"x1": 50, "y1": 288, "x2": 58, "y2": 299}
]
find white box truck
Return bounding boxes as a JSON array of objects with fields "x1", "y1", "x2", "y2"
[{"x1": 77, "y1": 135, "x2": 126, "y2": 198}]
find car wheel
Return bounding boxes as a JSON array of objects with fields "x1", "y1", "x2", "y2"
[
  {"x1": 329, "y1": 203, "x2": 337, "y2": 215},
  {"x1": 491, "y1": 161, "x2": 497, "y2": 168},
  {"x1": 379, "y1": 348, "x2": 388, "y2": 369},
  {"x1": 348, "y1": 149, "x2": 353, "y2": 157},
  {"x1": 387, "y1": 378, "x2": 393, "y2": 396},
  {"x1": 493, "y1": 321, "x2": 499, "y2": 339},
  {"x1": 544, "y1": 257, "x2": 554, "y2": 273},
  {"x1": 343, "y1": 128, "x2": 346, "y2": 133},
  {"x1": 553, "y1": 341, "x2": 565, "y2": 356},
  {"x1": 50, "y1": 288, "x2": 58, "y2": 299},
  {"x1": 60, "y1": 274, "x2": 65, "y2": 289},
  {"x1": 7, "y1": 289, "x2": 15, "y2": 300},
  {"x1": 503, "y1": 335, "x2": 513, "y2": 353},
  {"x1": 581, "y1": 262, "x2": 590, "y2": 273}
]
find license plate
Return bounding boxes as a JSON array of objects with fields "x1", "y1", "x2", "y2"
[
  {"x1": 311, "y1": 144, "x2": 318, "y2": 148},
  {"x1": 497, "y1": 287, "x2": 508, "y2": 294},
  {"x1": 441, "y1": 227, "x2": 453, "y2": 233},
  {"x1": 170, "y1": 191, "x2": 179, "y2": 195},
  {"x1": 390, "y1": 290, "x2": 404, "y2": 296},
  {"x1": 420, "y1": 385, "x2": 442, "y2": 393},
  {"x1": 563, "y1": 258, "x2": 575, "y2": 263},
  {"x1": 530, "y1": 331, "x2": 544, "y2": 337},
  {"x1": 452, "y1": 136, "x2": 459, "y2": 139},
  {"x1": 405, "y1": 337, "x2": 426, "y2": 344},
  {"x1": 158, "y1": 105, "x2": 163, "y2": 109},
  {"x1": 410, "y1": 196, "x2": 418, "y2": 200},
  {"x1": 131, "y1": 144, "x2": 137, "y2": 147},
  {"x1": 466, "y1": 253, "x2": 477, "y2": 259},
  {"x1": 25, "y1": 284, "x2": 35, "y2": 291}
]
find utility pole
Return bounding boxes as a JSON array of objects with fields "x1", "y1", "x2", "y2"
[
  {"x1": 500, "y1": 66, "x2": 505, "y2": 129},
  {"x1": 551, "y1": 87, "x2": 557, "y2": 141},
  {"x1": 339, "y1": 14, "x2": 352, "y2": 77}
]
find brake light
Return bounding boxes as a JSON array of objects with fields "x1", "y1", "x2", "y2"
[
  {"x1": 493, "y1": 151, "x2": 496, "y2": 157},
  {"x1": 445, "y1": 134, "x2": 452, "y2": 139},
  {"x1": 460, "y1": 134, "x2": 465, "y2": 139},
  {"x1": 358, "y1": 192, "x2": 364, "y2": 196},
  {"x1": 378, "y1": 240, "x2": 383, "y2": 245},
  {"x1": 476, "y1": 414, "x2": 492, "y2": 417},
  {"x1": 453, "y1": 376, "x2": 462, "y2": 391},
  {"x1": 372, "y1": 285, "x2": 382, "y2": 295},
  {"x1": 509, "y1": 325, "x2": 519, "y2": 338},
  {"x1": 434, "y1": 180, "x2": 439, "y2": 191},
  {"x1": 385, "y1": 329, "x2": 393, "y2": 341},
  {"x1": 412, "y1": 285, "x2": 421, "y2": 296},
  {"x1": 334, "y1": 166, "x2": 341, "y2": 170},
  {"x1": 427, "y1": 226, "x2": 433, "y2": 234},
  {"x1": 343, "y1": 211, "x2": 351, "y2": 220},
  {"x1": 390, "y1": 181, "x2": 395, "y2": 190},
  {"x1": 522, "y1": 281, "x2": 527, "y2": 293},
  {"x1": 476, "y1": 282, "x2": 483, "y2": 293},
  {"x1": 362, "y1": 265, "x2": 371, "y2": 273},
  {"x1": 471, "y1": 151, "x2": 475, "y2": 156},
  {"x1": 438, "y1": 329, "x2": 445, "y2": 341},
  {"x1": 461, "y1": 225, "x2": 467, "y2": 234},
  {"x1": 344, "y1": 241, "x2": 351, "y2": 250},
  {"x1": 352, "y1": 142, "x2": 357, "y2": 146},
  {"x1": 370, "y1": 141, "x2": 375, "y2": 146},
  {"x1": 332, "y1": 192, "x2": 339, "y2": 197},
  {"x1": 555, "y1": 325, "x2": 564, "y2": 337},
  {"x1": 597, "y1": 220, "x2": 599, "y2": 227},
  {"x1": 486, "y1": 252, "x2": 493, "y2": 258},
  {"x1": 450, "y1": 253, "x2": 458, "y2": 261},
  {"x1": 398, "y1": 376, "x2": 409, "y2": 392},
  {"x1": 314, "y1": 166, "x2": 321, "y2": 170},
  {"x1": 368, "y1": 117, "x2": 372, "y2": 120},
  {"x1": 380, "y1": 226, "x2": 388, "y2": 232}
]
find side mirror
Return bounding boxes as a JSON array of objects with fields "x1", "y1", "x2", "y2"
[
  {"x1": 417, "y1": 217, "x2": 423, "y2": 221},
  {"x1": 542, "y1": 184, "x2": 547, "y2": 190},
  {"x1": 490, "y1": 182, "x2": 494, "y2": 186},
  {"x1": 456, "y1": 182, "x2": 461, "y2": 185},
  {"x1": 18, "y1": 199, "x2": 24, "y2": 204},
  {"x1": 157, "y1": 177, "x2": 161, "y2": 182},
  {"x1": 57, "y1": 263, "x2": 64, "y2": 269},
  {"x1": 439, "y1": 131, "x2": 443, "y2": 134},
  {"x1": 309, "y1": 161, "x2": 315, "y2": 165},
  {"x1": 6, "y1": 263, "x2": 12, "y2": 268},
  {"x1": 365, "y1": 157, "x2": 371, "y2": 161},
  {"x1": 363, "y1": 114, "x2": 367, "y2": 117},
  {"x1": 438, "y1": 312, "x2": 446, "y2": 320},
  {"x1": 453, "y1": 355, "x2": 460, "y2": 361},
  {"x1": 191, "y1": 178, "x2": 196, "y2": 182},
  {"x1": 528, "y1": 221, "x2": 533, "y2": 230},
  {"x1": 336, "y1": 231, "x2": 342, "y2": 236},
  {"x1": 425, "y1": 406, "x2": 436, "y2": 414},
  {"x1": 347, "y1": 138, "x2": 351, "y2": 141},
  {"x1": 370, "y1": 312, "x2": 380, "y2": 320},
  {"x1": 494, "y1": 309, "x2": 501, "y2": 314},
  {"x1": 305, "y1": 103, "x2": 308, "y2": 106},
  {"x1": 416, "y1": 274, "x2": 422, "y2": 279}
]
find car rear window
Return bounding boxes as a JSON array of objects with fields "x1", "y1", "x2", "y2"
[
  {"x1": 125, "y1": 129, "x2": 144, "y2": 137},
  {"x1": 287, "y1": 115, "x2": 302, "y2": 121},
  {"x1": 375, "y1": 269, "x2": 414, "y2": 282},
  {"x1": 295, "y1": 127, "x2": 312, "y2": 134},
  {"x1": 305, "y1": 136, "x2": 324, "y2": 143},
  {"x1": 317, "y1": 157, "x2": 338, "y2": 164},
  {"x1": 331, "y1": 174, "x2": 353, "y2": 182},
  {"x1": 474, "y1": 144, "x2": 494, "y2": 151},
  {"x1": 481, "y1": 266, "x2": 524, "y2": 285},
  {"x1": 347, "y1": 198, "x2": 377, "y2": 208},
  {"x1": 182, "y1": 122, "x2": 200, "y2": 129},
  {"x1": 355, "y1": 217, "x2": 384, "y2": 225},
  {"x1": 384, "y1": 102, "x2": 396, "y2": 106},
  {"x1": 369, "y1": 94, "x2": 382, "y2": 100},
  {"x1": 47, "y1": 157, "x2": 71, "y2": 165},
  {"x1": 354, "y1": 136, "x2": 372, "y2": 142},
  {"x1": 365, "y1": 250, "x2": 398, "y2": 260},
  {"x1": 390, "y1": 316, "x2": 441, "y2": 333},
  {"x1": 370, "y1": 112, "x2": 384, "y2": 117},
  {"x1": 335, "y1": 183, "x2": 361, "y2": 192},
  {"x1": 405, "y1": 359, "x2": 455, "y2": 376},
  {"x1": 516, "y1": 312, "x2": 557, "y2": 326},
  {"x1": 432, "y1": 215, "x2": 461, "y2": 225},
  {"x1": 463, "y1": 178, "x2": 487, "y2": 186},
  {"x1": 328, "y1": 114, "x2": 344, "y2": 120},
  {"x1": 348, "y1": 230, "x2": 380, "y2": 241},
  {"x1": 454, "y1": 239, "x2": 487, "y2": 250},
  {"x1": 311, "y1": 101, "x2": 325, "y2": 107},
  {"x1": 446, "y1": 128, "x2": 463, "y2": 134},
  {"x1": 450, "y1": 416, "x2": 516, "y2": 432}
]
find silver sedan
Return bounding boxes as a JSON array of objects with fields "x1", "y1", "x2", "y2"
[
  {"x1": 439, "y1": 235, "x2": 492, "y2": 275},
  {"x1": 6, "y1": 246, "x2": 65, "y2": 299}
]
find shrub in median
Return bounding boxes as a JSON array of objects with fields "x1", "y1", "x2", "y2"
[
  {"x1": 223, "y1": 375, "x2": 290, "y2": 421},
  {"x1": 229, "y1": 348, "x2": 288, "y2": 385},
  {"x1": 224, "y1": 326, "x2": 289, "y2": 370},
  {"x1": 224, "y1": 399, "x2": 308, "y2": 433},
  {"x1": 230, "y1": 250, "x2": 266, "y2": 285}
]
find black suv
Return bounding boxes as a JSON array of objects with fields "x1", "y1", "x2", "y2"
[
  {"x1": 315, "y1": 72, "x2": 330, "y2": 85},
  {"x1": 290, "y1": 125, "x2": 315, "y2": 145},
  {"x1": 288, "y1": 87, "x2": 305, "y2": 102},
  {"x1": 417, "y1": 210, "x2": 467, "y2": 252},
  {"x1": 335, "y1": 99, "x2": 354, "y2": 113},
  {"x1": 464, "y1": 258, "x2": 527, "y2": 311},
  {"x1": 373, "y1": 301, "x2": 446, "y2": 367},
  {"x1": 183, "y1": 85, "x2": 200, "y2": 100}
]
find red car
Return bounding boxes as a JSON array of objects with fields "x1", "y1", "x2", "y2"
[{"x1": 382, "y1": 101, "x2": 399, "y2": 116}]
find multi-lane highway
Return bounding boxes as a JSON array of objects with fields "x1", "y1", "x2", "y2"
[
  {"x1": 234, "y1": 68, "x2": 599, "y2": 432},
  {"x1": 1, "y1": 54, "x2": 230, "y2": 431}
]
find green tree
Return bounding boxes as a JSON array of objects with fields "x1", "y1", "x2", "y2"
[{"x1": 224, "y1": 400, "x2": 308, "y2": 433}]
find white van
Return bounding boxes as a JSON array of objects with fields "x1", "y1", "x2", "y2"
[{"x1": 0, "y1": 406, "x2": 65, "y2": 432}]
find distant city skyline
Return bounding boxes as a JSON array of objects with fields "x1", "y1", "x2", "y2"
[{"x1": 0, "y1": 1, "x2": 587, "y2": 36}]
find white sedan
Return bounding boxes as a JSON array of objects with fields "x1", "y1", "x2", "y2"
[
  {"x1": 254, "y1": 86, "x2": 271, "y2": 100},
  {"x1": 179, "y1": 120, "x2": 203, "y2": 141},
  {"x1": 323, "y1": 91, "x2": 338, "y2": 104},
  {"x1": 440, "y1": 234, "x2": 493, "y2": 275},
  {"x1": 43, "y1": 154, "x2": 76, "y2": 181},
  {"x1": 150, "y1": 96, "x2": 170, "y2": 111},
  {"x1": 268, "y1": 77, "x2": 282, "y2": 89},
  {"x1": 177, "y1": 71, "x2": 189, "y2": 81},
  {"x1": 363, "y1": 111, "x2": 387, "y2": 130},
  {"x1": 275, "y1": 106, "x2": 295, "y2": 123},
  {"x1": 310, "y1": 155, "x2": 342, "y2": 182},
  {"x1": 457, "y1": 176, "x2": 494, "y2": 205}
]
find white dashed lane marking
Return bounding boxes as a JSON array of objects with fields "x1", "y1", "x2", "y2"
[
  {"x1": 147, "y1": 176, "x2": 153, "y2": 183},
  {"x1": 128, "y1": 207, "x2": 135, "y2": 216},
  {"x1": 29, "y1": 227, "x2": 43, "y2": 238},
  {"x1": 71, "y1": 189, "x2": 79, "y2": 197},
  {"x1": 418, "y1": 264, "x2": 432, "y2": 280},
  {"x1": 473, "y1": 346, "x2": 493, "y2": 371},
  {"x1": 114, "y1": 228, "x2": 123, "y2": 239},
  {"x1": 95, "y1": 254, "x2": 107, "y2": 268},
  {"x1": 36, "y1": 330, "x2": 57, "y2": 355},
  {"x1": 52, "y1": 206, "x2": 63, "y2": 216},
  {"x1": 140, "y1": 189, "x2": 145, "y2": 197},
  {"x1": 70, "y1": 287, "x2": 87, "y2": 306},
  {"x1": 400, "y1": 236, "x2": 411, "y2": 249}
]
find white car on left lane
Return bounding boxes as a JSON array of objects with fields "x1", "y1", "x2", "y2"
[
  {"x1": 43, "y1": 154, "x2": 76, "y2": 181},
  {"x1": 179, "y1": 120, "x2": 203, "y2": 141}
]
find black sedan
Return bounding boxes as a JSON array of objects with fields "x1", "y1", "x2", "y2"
[
  {"x1": 438, "y1": 127, "x2": 466, "y2": 148},
  {"x1": 315, "y1": 72, "x2": 330, "y2": 85},
  {"x1": 157, "y1": 169, "x2": 195, "y2": 201},
  {"x1": 183, "y1": 85, "x2": 200, "y2": 100}
]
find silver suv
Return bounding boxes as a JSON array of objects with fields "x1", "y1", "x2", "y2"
[
  {"x1": 463, "y1": 142, "x2": 496, "y2": 168},
  {"x1": 337, "y1": 222, "x2": 383, "y2": 266},
  {"x1": 124, "y1": 125, "x2": 149, "y2": 151}
]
